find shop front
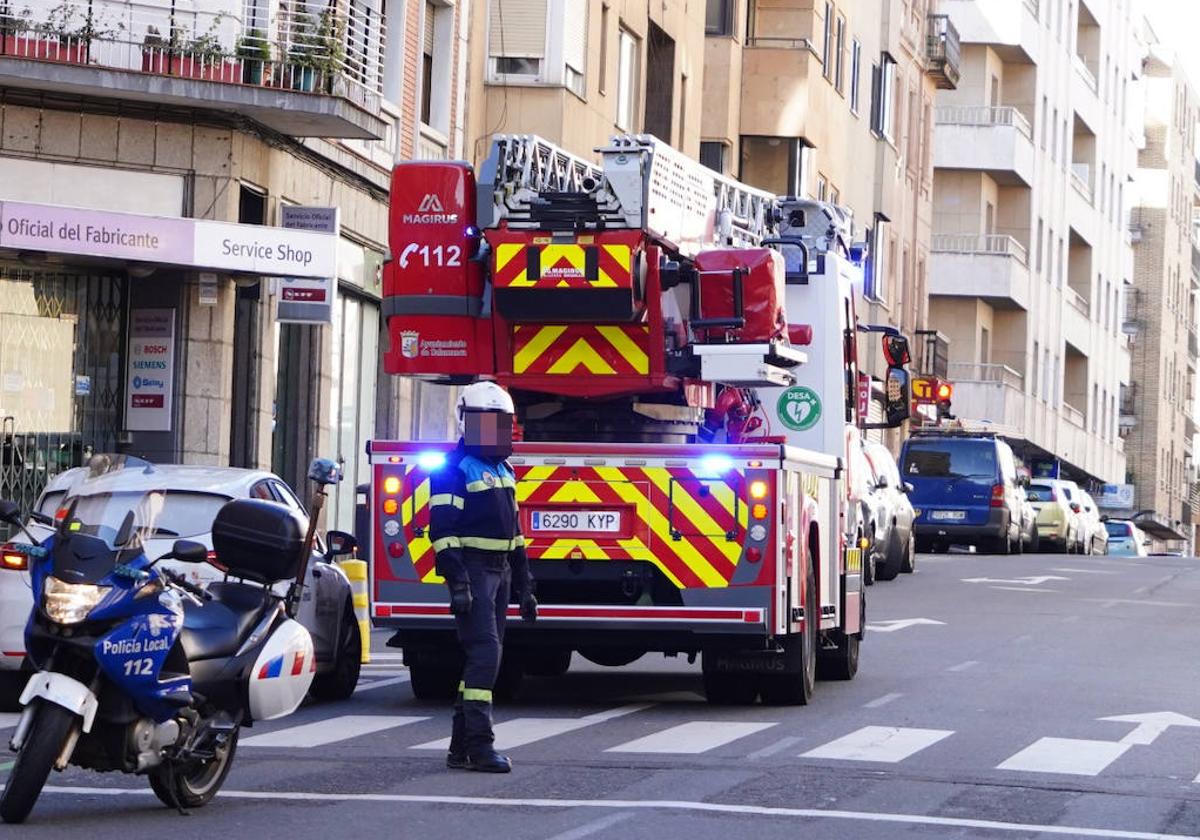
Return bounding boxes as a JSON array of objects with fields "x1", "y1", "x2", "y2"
[{"x1": 0, "y1": 199, "x2": 337, "y2": 510}]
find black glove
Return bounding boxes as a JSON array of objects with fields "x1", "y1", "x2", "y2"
[
  {"x1": 519, "y1": 591, "x2": 538, "y2": 623},
  {"x1": 449, "y1": 581, "x2": 472, "y2": 616}
]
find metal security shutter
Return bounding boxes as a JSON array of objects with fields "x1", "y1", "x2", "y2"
[
  {"x1": 563, "y1": 0, "x2": 587, "y2": 73},
  {"x1": 489, "y1": 0, "x2": 547, "y2": 57},
  {"x1": 424, "y1": 1, "x2": 435, "y2": 54}
]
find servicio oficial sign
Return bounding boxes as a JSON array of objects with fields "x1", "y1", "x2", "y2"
[{"x1": 0, "y1": 200, "x2": 336, "y2": 279}]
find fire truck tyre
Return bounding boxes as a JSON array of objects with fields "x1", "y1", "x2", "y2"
[
  {"x1": 702, "y1": 670, "x2": 759, "y2": 705},
  {"x1": 900, "y1": 532, "x2": 916, "y2": 574},
  {"x1": 522, "y1": 649, "x2": 573, "y2": 677},
  {"x1": 760, "y1": 566, "x2": 817, "y2": 705},
  {"x1": 579, "y1": 648, "x2": 644, "y2": 668},
  {"x1": 408, "y1": 664, "x2": 460, "y2": 702},
  {"x1": 309, "y1": 603, "x2": 363, "y2": 702},
  {"x1": 817, "y1": 589, "x2": 862, "y2": 682}
]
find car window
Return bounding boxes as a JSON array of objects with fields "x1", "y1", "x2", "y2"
[
  {"x1": 901, "y1": 440, "x2": 996, "y2": 479},
  {"x1": 271, "y1": 480, "x2": 306, "y2": 514},
  {"x1": 1105, "y1": 522, "x2": 1132, "y2": 537},
  {"x1": 141, "y1": 491, "x2": 232, "y2": 538},
  {"x1": 867, "y1": 445, "x2": 902, "y2": 486},
  {"x1": 37, "y1": 490, "x2": 66, "y2": 516},
  {"x1": 1060, "y1": 485, "x2": 1074, "y2": 501},
  {"x1": 249, "y1": 480, "x2": 275, "y2": 501},
  {"x1": 1028, "y1": 483, "x2": 1056, "y2": 502}
]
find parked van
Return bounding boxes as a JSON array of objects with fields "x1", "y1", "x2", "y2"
[{"x1": 899, "y1": 430, "x2": 1026, "y2": 554}]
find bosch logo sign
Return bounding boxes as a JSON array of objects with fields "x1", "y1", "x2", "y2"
[{"x1": 402, "y1": 193, "x2": 458, "y2": 224}]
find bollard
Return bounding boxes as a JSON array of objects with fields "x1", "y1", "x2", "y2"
[{"x1": 336, "y1": 558, "x2": 371, "y2": 663}]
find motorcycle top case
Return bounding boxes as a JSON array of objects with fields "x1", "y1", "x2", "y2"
[
  {"x1": 211, "y1": 499, "x2": 306, "y2": 584},
  {"x1": 693, "y1": 248, "x2": 788, "y2": 344},
  {"x1": 383, "y1": 161, "x2": 493, "y2": 379},
  {"x1": 248, "y1": 617, "x2": 315, "y2": 721}
]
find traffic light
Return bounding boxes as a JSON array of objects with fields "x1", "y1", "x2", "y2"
[{"x1": 936, "y1": 382, "x2": 954, "y2": 420}]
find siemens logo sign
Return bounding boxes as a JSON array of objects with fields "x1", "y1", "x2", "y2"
[{"x1": 133, "y1": 360, "x2": 168, "y2": 369}]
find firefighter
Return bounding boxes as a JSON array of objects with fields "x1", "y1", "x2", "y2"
[{"x1": 430, "y1": 381, "x2": 537, "y2": 773}]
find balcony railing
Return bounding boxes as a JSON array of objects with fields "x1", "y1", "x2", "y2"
[
  {"x1": 931, "y1": 233, "x2": 1029, "y2": 266},
  {"x1": 1071, "y1": 164, "x2": 1094, "y2": 203},
  {"x1": 0, "y1": 0, "x2": 386, "y2": 113},
  {"x1": 1063, "y1": 403, "x2": 1086, "y2": 428},
  {"x1": 1024, "y1": 0, "x2": 1040, "y2": 16},
  {"x1": 744, "y1": 36, "x2": 818, "y2": 55},
  {"x1": 1194, "y1": 159, "x2": 1200, "y2": 190},
  {"x1": 947, "y1": 362, "x2": 1024, "y2": 390},
  {"x1": 1190, "y1": 328, "x2": 1198, "y2": 359},
  {"x1": 925, "y1": 14, "x2": 960, "y2": 90},
  {"x1": 1074, "y1": 55, "x2": 1099, "y2": 92},
  {"x1": 1066, "y1": 286, "x2": 1090, "y2": 317},
  {"x1": 935, "y1": 105, "x2": 1033, "y2": 140}
]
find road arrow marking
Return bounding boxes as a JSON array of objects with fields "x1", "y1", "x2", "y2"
[
  {"x1": 961, "y1": 575, "x2": 1069, "y2": 586},
  {"x1": 1099, "y1": 712, "x2": 1200, "y2": 745},
  {"x1": 866, "y1": 618, "x2": 946, "y2": 633}
]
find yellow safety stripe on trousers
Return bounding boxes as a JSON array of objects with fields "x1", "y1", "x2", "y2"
[
  {"x1": 462, "y1": 687, "x2": 493, "y2": 702},
  {"x1": 465, "y1": 476, "x2": 518, "y2": 493},
  {"x1": 459, "y1": 536, "x2": 524, "y2": 552},
  {"x1": 457, "y1": 681, "x2": 465, "y2": 693},
  {"x1": 432, "y1": 536, "x2": 462, "y2": 553},
  {"x1": 429, "y1": 493, "x2": 465, "y2": 510}
]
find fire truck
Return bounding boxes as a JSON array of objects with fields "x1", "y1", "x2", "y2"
[{"x1": 368, "y1": 134, "x2": 912, "y2": 705}]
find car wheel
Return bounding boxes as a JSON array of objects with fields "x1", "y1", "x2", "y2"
[
  {"x1": 862, "y1": 530, "x2": 875, "y2": 586},
  {"x1": 1029, "y1": 528, "x2": 1040, "y2": 553},
  {"x1": 876, "y1": 531, "x2": 902, "y2": 582},
  {"x1": 309, "y1": 601, "x2": 362, "y2": 702},
  {"x1": 900, "y1": 531, "x2": 916, "y2": 574}
]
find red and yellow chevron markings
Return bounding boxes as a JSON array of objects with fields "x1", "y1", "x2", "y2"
[
  {"x1": 512, "y1": 325, "x2": 650, "y2": 376},
  {"x1": 494, "y1": 242, "x2": 632, "y2": 289}
]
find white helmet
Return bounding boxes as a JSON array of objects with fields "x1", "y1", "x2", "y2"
[{"x1": 457, "y1": 381, "x2": 515, "y2": 434}]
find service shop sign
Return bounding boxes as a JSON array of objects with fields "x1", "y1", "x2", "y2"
[{"x1": 125, "y1": 308, "x2": 175, "y2": 432}]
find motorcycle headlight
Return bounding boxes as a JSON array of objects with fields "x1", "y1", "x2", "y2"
[{"x1": 43, "y1": 576, "x2": 110, "y2": 625}]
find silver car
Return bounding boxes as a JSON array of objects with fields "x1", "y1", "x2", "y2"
[
  {"x1": 0, "y1": 464, "x2": 362, "y2": 707},
  {"x1": 863, "y1": 441, "x2": 916, "y2": 580}
]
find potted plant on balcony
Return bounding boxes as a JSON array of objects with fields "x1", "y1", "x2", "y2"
[
  {"x1": 283, "y1": 8, "x2": 343, "y2": 93},
  {"x1": 237, "y1": 28, "x2": 271, "y2": 85},
  {"x1": 30, "y1": 2, "x2": 122, "y2": 65},
  {"x1": 177, "y1": 16, "x2": 238, "y2": 82},
  {"x1": 140, "y1": 25, "x2": 170, "y2": 74},
  {"x1": 0, "y1": 3, "x2": 32, "y2": 57}
]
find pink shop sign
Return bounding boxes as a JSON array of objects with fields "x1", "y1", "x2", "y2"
[{"x1": 0, "y1": 201, "x2": 194, "y2": 264}]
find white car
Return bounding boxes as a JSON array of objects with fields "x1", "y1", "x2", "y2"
[
  {"x1": 0, "y1": 464, "x2": 362, "y2": 707},
  {"x1": 1105, "y1": 519, "x2": 1149, "y2": 556},
  {"x1": 1075, "y1": 489, "x2": 1109, "y2": 555},
  {"x1": 862, "y1": 441, "x2": 916, "y2": 580}
]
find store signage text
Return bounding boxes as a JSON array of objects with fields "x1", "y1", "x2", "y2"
[{"x1": 126, "y1": 309, "x2": 175, "y2": 431}]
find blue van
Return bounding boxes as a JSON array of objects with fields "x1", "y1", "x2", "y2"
[{"x1": 898, "y1": 431, "x2": 1026, "y2": 554}]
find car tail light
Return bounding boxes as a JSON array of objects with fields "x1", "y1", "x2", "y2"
[
  {"x1": 0, "y1": 544, "x2": 27, "y2": 571},
  {"x1": 206, "y1": 550, "x2": 228, "y2": 573},
  {"x1": 1070, "y1": 502, "x2": 1081, "y2": 513},
  {"x1": 990, "y1": 485, "x2": 1004, "y2": 507}
]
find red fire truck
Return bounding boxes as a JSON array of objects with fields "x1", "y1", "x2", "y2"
[{"x1": 369, "y1": 135, "x2": 912, "y2": 704}]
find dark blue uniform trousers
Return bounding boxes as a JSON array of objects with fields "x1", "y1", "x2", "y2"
[{"x1": 451, "y1": 554, "x2": 511, "y2": 756}]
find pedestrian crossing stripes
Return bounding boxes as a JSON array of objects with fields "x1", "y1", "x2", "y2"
[
  {"x1": 996, "y1": 737, "x2": 1132, "y2": 777},
  {"x1": 801, "y1": 726, "x2": 954, "y2": 763},
  {"x1": 241, "y1": 715, "x2": 428, "y2": 748},
  {"x1": 605, "y1": 721, "x2": 777, "y2": 754},
  {"x1": 411, "y1": 704, "x2": 650, "y2": 751}
]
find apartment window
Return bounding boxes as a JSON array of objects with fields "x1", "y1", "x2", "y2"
[
  {"x1": 700, "y1": 141, "x2": 727, "y2": 174},
  {"x1": 1036, "y1": 218, "x2": 1044, "y2": 273},
  {"x1": 1032, "y1": 340, "x2": 1040, "y2": 395},
  {"x1": 1051, "y1": 109, "x2": 1058, "y2": 162},
  {"x1": 489, "y1": 0, "x2": 547, "y2": 79},
  {"x1": 834, "y1": 16, "x2": 846, "y2": 92},
  {"x1": 1041, "y1": 96, "x2": 1048, "y2": 149},
  {"x1": 1057, "y1": 237, "x2": 1064, "y2": 287},
  {"x1": 822, "y1": 2, "x2": 834, "y2": 80},
  {"x1": 871, "y1": 55, "x2": 897, "y2": 141},
  {"x1": 850, "y1": 39, "x2": 862, "y2": 114},
  {"x1": 1043, "y1": 348, "x2": 1051, "y2": 401},
  {"x1": 706, "y1": 0, "x2": 734, "y2": 36},
  {"x1": 616, "y1": 26, "x2": 640, "y2": 130},
  {"x1": 563, "y1": 0, "x2": 588, "y2": 97},
  {"x1": 599, "y1": 3, "x2": 609, "y2": 93},
  {"x1": 420, "y1": 2, "x2": 436, "y2": 124},
  {"x1": 980, "y1": 327, "x2": 991, "y2": 364},
  {"x1": 866, "y1": 218, "x2": 889, "y2": 302},
  {"x1": 816, "y1": 174, "x2": 828, "y2": 202},
  {"x1": 830, "y1": 186, "x2": 840, "y2": 206}
]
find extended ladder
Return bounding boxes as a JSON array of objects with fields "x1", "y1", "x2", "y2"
[{"x1": 476, "y1": 133, "x2": 780, "y2": 258}]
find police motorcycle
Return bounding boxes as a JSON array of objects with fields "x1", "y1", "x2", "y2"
[{"x1": 0, "y1": 455, "x2": 346, "y2": 824}]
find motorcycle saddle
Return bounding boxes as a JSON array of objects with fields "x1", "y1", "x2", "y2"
[{"x1": 179, "y1": 582, "x2": 271, "y2": 661}]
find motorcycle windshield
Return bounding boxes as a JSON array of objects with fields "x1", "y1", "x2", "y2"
[{"x1": 54, "y1": 455, "x2": 168, "y2": 553}]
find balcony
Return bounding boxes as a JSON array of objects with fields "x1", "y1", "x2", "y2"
[
  {"x1": 1063, "y1": 403, "x2": 1086, "y2": 428},
  {"x1": 926, "y1": 14, "x2": 961, "y2": 90},
  {"x1": 945, "y1": 363, "x2": 1027, "y2": 428},
  {"x1": 1070, "y1": 164, "x2": 1094, "y2": 204},
  {"x1": 0, "y1": 0, "x2": 387, "y2": 139},
  {"x1": 930, "y1": 234, "x2": 1031, "y2": 310},
  {"x1": 1063, "y1": 288, "x2": 1091, "y2": 350},
  {"x1": 934, "y1": 106, "x2": 1035, "y2": 186},
  {"x1": 941, "y1": 0, "x2": 1039, "y2": 63},
  {"x1": 739, "y1": 37, "x2": 820, "y2": 138}
]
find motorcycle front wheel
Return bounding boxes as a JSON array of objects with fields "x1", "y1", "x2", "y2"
[
  {"x1": 149, "y1": 727, "x2": 239, "y2": 809},
  {"x1": 0, "y1": 701, "x2": 77, "y2": 824}
]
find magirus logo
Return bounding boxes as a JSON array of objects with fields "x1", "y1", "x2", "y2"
[{"x1": 403, "y1": 193, "x2": 457, "y2": 224}]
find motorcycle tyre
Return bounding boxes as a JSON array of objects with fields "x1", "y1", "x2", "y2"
[
  {"x1": 0, "y1": 701, "x2": 76, "y2": 824},
  {"x1": 149, "y1": 727, "x2": 239, "y2": 810}
]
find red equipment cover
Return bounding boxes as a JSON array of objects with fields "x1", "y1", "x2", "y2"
[
  {"x1": 383, "y1": 161, "x2": 493, "y2": 377},
  {"x1": 694, "y1": 248, "x2": 787, "y2": 344}
]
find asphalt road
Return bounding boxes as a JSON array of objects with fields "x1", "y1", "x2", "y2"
[{"x1": 5, "y1": 550, "x2": 1200, "y2": 839}]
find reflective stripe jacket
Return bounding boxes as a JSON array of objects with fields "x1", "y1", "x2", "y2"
[{"x1": 429, "y1": 443, "x2": 532, "y2": 592}]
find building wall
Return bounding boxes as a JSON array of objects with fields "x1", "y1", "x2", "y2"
[{"x1": 1126, "y1": 40, "x2": 1199, "y2": 539}]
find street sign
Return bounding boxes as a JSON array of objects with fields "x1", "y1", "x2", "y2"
[
  {"x1": 277, "y1": 206, "x2": 339, "y2": 324},
  {"x1": 912, "y1": 376, "x2": 936, "y2": 404}
]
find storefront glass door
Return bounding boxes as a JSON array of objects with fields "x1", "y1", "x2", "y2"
[{"x1": 329, "y1": 290, "x2": 379, "y2": 532}]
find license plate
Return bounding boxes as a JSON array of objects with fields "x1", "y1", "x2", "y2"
[
  {"x1": 530, "y1": 510, "x2": 622, "y2": 533},
  {"x1": 930, "y1": 510, "x2": 965, "y2": 521}
]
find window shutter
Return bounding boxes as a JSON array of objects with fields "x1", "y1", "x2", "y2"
[
  {"x1": 563, "y1": 0, "x2": 588, "y2": 73},
  {"x1": 489, "y1": 0, "x2": 548, "y2": 58},
  {"x1": 424, "y1": 2, "x2": 436, "y2": 54}
]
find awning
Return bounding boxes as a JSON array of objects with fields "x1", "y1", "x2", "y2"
[
  {"x1": 1132, "y1": 516, "x2": 1189, "y2": 542},
  {"x1": 0, "y1": 200, "x2": 336, "y2": 280}
]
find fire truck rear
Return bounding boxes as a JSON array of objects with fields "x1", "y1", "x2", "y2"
[{"x1": 369, "y1": 135, "x2": 912, "y2": 704}]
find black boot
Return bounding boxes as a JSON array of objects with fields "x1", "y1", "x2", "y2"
[
  {"x1": 447, "y1": 684, "x2": 468, "y2": 769},
  {"x1": 465, "y1": 749, "x2": 512, "y2": 773}
]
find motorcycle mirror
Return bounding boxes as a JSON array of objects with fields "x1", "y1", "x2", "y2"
[
  {"x1": 308, "y1": 458, "x2": 342, "y2": 487},
  {"x1": 0, "y1": 499, "x2": 21, "y2": 527},
  {"x1": 325, "y1": 530, "x2": 358, "y2": 559},
  {"x1": 167, "y1": 540, "x2": 209, "y2": 564}
]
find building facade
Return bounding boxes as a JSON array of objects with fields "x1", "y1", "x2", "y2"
[
  {"x1": 1121, "y1": 25, "x2": 1198, "y2": 548},
  {"x1": 0, "y1": 0, "x2": 467, "y2": 532},
  {"x1": 928, "y1": 0, "x2": 1137, "y2": 486}
]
